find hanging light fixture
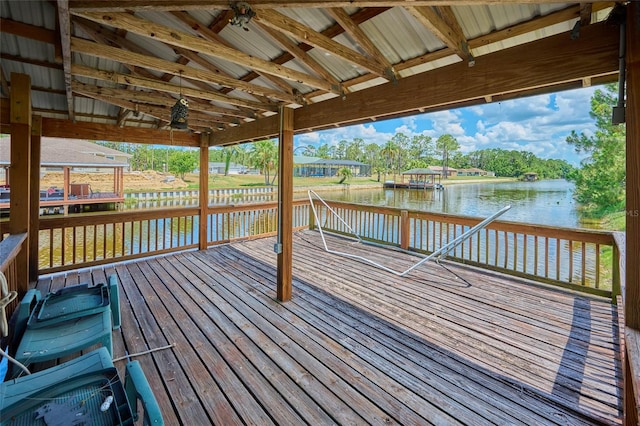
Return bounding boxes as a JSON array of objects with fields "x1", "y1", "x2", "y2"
[
  {"x1": 170, "y1": 71, "x2": 189, "y2": 129},
  {"x1": 229, "y1": 2, "x2": 255, "y2": 31}
]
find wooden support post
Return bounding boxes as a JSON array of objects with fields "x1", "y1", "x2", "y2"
[
  {"x1": 9, "y1": 73, "x2": 31, "y2": 294},
  {"x1": 277, "y1": 107, "x2": 294, "y2": 302},
  {"x1": 29, "y1": 115, "x2": 42, "y2": 282},
  {"x1": 625, "y1": 0, "x2": 640, "y2": 331},
  {"x1": 625, "y1": 3, "x2": 640, "y2": 425},
  {"x1": 199, "y1": 136, "x2": 209, "y2": 250}
]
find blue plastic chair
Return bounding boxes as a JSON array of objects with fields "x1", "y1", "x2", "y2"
[
  {"x1": 9, "y1": 275, "x2": 121, "y2": 378},
  {"x1": 0, "y1": 346, "x2": 164, "y2": 425}
]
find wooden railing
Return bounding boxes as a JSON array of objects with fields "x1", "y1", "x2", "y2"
[
  {"x1": 0, "y1": 232, "x2": 27, "y2": 321},
  {"x1": 311, "y1": 200, "x2": 621, "y2": 300},
  {"x1": 35, "y1": 201, "x2": 312, "y2": 273},
  {"x1": 38, "y1": 208, "x2": 200, "y2": 274},
  {"x1": 205, "y1": 200, "x2": 310, "y2": 245}
]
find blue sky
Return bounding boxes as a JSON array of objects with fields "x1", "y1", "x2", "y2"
[{"x1": 294, "y1": 85, "x2": 600, "y2": 167}]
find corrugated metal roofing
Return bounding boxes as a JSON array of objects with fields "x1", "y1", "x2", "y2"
[{"x1": 0, "y1": 1, "x2": 616, "y2": 135}]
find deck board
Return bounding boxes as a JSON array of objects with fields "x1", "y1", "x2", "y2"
[{"x1": 33, "y1": 230, "x2": 623, "y2": 425}]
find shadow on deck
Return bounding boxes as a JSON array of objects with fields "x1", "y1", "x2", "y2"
[{"x1": 34, "y1": 230, "x2": 623, "y2": 425}]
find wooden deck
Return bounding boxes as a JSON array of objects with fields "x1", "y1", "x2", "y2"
[{"x1": 35, "y1": 230, "x2": 623, "y2": 425}]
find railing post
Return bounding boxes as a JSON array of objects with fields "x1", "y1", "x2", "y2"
[
  {"x1": 612, "y1": 237, "x2": 622, "y2": 304},
  {"x1": 400, "y1": 210, "x2": 409, "y2": 250},
  {"x1": 308, "y1": 200, "x2": 315, "y2": 231},
  {"x1": 199, "y1": 135, "x2": 209, "y2": 250}
]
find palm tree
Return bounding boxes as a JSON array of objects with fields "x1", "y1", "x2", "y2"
[
  {"x1": 250, "y1": 139, "x2": 277, "y2": 185},
  {"x1": 337, "y1": 167, "x2": 352, "y2": 184}
]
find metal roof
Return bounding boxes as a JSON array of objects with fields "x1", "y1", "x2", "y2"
[{"x1": 0, "y1": 1, "x2": 618, "y2": 140}]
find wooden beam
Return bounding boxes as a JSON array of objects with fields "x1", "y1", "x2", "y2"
[
  {"x1": 29, "y1": 116, "x2": 42, "y2": 282},
  {"x1": 72, "y1": 81, "x2": 253, "y2": 119},
  {"x1": 625, "y1": 0, "x2": 640, "y2": 331},
  {"x1": 57, "y1": 0, "x2": 75, "y2": 120},
  {"x1": 277, "y1": 107, "x2": 294, "y2": 302},
  {"x1": 0, "y1": 18, "x2": 58, "y2": 44},
  {"x1": 68, "y1": 1, "x2": 617, "y2": 12},
  {"x1": 212, "y1": 21, "x2": 619, "y2": 145},
  {"x1": 254, "y1": 21, "x2": 343, "y2": 93},
  {"x1": 406, "y1": 5, "x2": 474, "y2": 65},
  {"x1": 326, "y1": 7, "x2": 397, "y2": 79},
  {"x1": 170, "y1": 11, "x2": 296, "y2": 99},
  {"x1": 73, "y1": 11, "x2": 338, "y2": 93},
  {"x1": 256, "y1": 9, "x2": 389, "y2": 78},
  {"x1": 9, "y1": 73, "x2": 31, "y2": 293},
  {"x1": 71, "y1": 64, "x2": 275, "y2": 112},
  {"x1": 70, "y1": 37, "x2": 298, "y2": 104},
  {"x1": 73, "y1": 85, "x2": 239, "y2": 126},
  {"x1": 41, "y1": 117, "x2": 200, "y2": 146}
]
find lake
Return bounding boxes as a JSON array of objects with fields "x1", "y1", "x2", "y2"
[
  {"x1": 314, "y1": 179, "x2": 581, "y2": 228},
  {"x1": 122, "y1": 180, "x2": 582, "y2": 229}
]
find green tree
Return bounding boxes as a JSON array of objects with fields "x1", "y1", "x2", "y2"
[
  {"x1": 566, "y1": 84, "x2": 625, "y2": 214},
  {"x1": 435, "y1": 134, "x2": 460, "y2": 179},
  {"x1": 337, "y1": 167, "x2": 352, "y2": 184},
  {"x1": 168, "y1": 150, "x2": 197, "y2": 179},
  {"x1": 250, "y1": 139, "x2": 278, "y2": 185},
  {"x1": 380, "y1": 141, "x2": 399, "y2": 180}
]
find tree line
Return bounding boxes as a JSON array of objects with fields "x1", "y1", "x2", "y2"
[{"x1": 98, "y1": 131, "x2": 573, "y2": 184}]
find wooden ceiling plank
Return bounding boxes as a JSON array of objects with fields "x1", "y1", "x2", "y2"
[
  {"x1": 256, "y1": 9, "x2": 388, "y2": 78},
  {"x1": 73, "y1": 11, "x2": 337, "y2": 93},
  {"x1": 68, "y1": 1, "x2": 617, "y2": 12},
  {"x1": 171, "y1": 11, "x2": 296, "y2": 99},
  {"x1": 327, "y1": 7, "x2": 397, "y2": 80},
  {"x1": 57, "y1": 0, "x2": 75, "y2": 121},
  {"x1": 406, "y1": 5, "x2": 474, "y2": 65},
  {"x1": 71, "y1": 63, "x2": 275, "y2": 112}
]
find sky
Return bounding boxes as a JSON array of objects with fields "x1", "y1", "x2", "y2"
[{"x1": 294, "y1": 85, "x2": 601, "y2": 167}]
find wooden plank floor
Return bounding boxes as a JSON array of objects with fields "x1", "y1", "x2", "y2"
[{"x1": 35, "y1": 230, "x2": 623, "y2": 425}]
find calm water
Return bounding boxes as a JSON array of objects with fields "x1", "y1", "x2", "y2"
[
  {"x1": 123, "y1": 179, "x2": 581, "y2": 228},
  {"x1": 314, "y1": 180, "x2": 581, "y2": 228}
]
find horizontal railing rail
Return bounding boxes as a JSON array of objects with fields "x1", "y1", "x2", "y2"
[
  {"x1": 38, "y1": 208, "x2": 200, "y2": 274},
  {"x1": 311, "y1": 200, "x2": 620, "y2": 300},
  {"x1": 206, "y1": 200, "x2": 310, "y2": 246}
]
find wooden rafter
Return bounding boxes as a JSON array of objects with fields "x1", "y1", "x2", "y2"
[
  {"x1": 73, "y1": 11, "x2": 339, "y2": 93},
  {"x1": 406, "y1": 5, "x2": 474, "y2": 65},
  {"x1": 171, "y1": 11, "x2": 295, "y2": 98},
  {"x1": 57, "y1": 0, "x2": 75, "y2": 120},
  {"x1": 71, "y1": 64, "x2": 275, "y2": 112},
  {"x1": 326, "y1": 7, "x2": 397, "y2": 80},
  {"x1": 255, "y1": 9, "x2": 390, "y2": 79},
  {"x1": 72, "y1": 81, "x2": 248, "y2": 121},
  {"x1": 69, "y1": 37, "x2": 298, "y2": 105},
  {"x1": 254, "y1": 22, "x2": 342, "y2": 94},
  {"x1": 0, "y1": 18, "x2": 58, "y2": 44},
  {"x1": 72, "y1": 17, "x2": 256, "y2": 117}
]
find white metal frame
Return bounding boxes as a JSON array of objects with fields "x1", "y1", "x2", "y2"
[{"x1": 307, "y1": 189, "x2": 511, "y2": 277}]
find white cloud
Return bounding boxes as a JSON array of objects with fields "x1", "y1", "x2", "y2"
[{"x1": 294, "y1": 85, "x2": 601, "y2": 166}]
